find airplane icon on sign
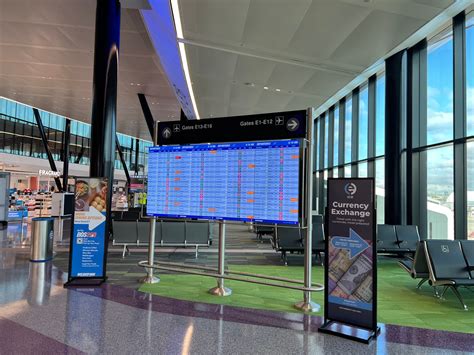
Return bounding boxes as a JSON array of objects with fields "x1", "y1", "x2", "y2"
[{"x1": 275, "y1": 116, "x2": 284, "y2": 125}]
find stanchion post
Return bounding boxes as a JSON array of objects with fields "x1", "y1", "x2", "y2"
[
  {"x1": 141, "y1": 121, "x2": 159, "y2": 284},
  {"x1": 209, "y1": 221, "x2": 232, "y2": 296},
  {"x1": 295, "y1": 108, "x2": 320, "y2": 312}
]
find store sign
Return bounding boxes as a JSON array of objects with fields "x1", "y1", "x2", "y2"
[
  {"x1": 319, "y1": 178, "x2": 378, "y2": 343},
  {"x1": 39, "y1": 169, "x2": 61, "y2": 177},
  {"x1": 66, "y1": 178, "x2": 108, "y2": 283}
]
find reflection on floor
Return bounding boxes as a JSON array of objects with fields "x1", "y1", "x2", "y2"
[{"x1": 0, "y1": 222, "x2": 473, "y2": 353}]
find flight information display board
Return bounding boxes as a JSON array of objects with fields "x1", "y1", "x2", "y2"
[{"x1": 147, "y1": 140, "x2": 300, "y2": 224}]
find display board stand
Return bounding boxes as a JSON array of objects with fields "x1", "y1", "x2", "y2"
[
  {"x1": 318, "y1": 178, "x2": 379, "y2": 343},
  {"x1": 318, "y1": 320, "x2": 380, "y2": 344},
  {"x1": 141, "y1": 122, "x2": 160, "y2": 285},
  {"x1": 209, "y1": 221, "x2": 232, "y2": 296},
  {"x1": 140, "y1": 217, "x2": 159, "y2": 284}
]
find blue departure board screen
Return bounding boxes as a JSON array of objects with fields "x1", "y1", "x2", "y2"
[{"x1": 147, "y1": 140, "x2": 300, "y2": 225}]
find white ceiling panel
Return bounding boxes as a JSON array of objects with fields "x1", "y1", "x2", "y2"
[
  {"x1": 241, "y1": 0, "x2": 312, "y2": 50},
  {"x1": 228, "y1": 85, "x2": 264, "y2": 109},
  {"x1": 330, "y1": 10, "x2": 426, "y2": 67},
  {"x1": 178, "y1": 0, "x2": 458, "y2": 118},
  {"x1": 287, "y1": 1, "x2": 371, "y2": 61},
  {"x1": 186, "y1": 45, "x2": 238, "y2": 81},
  {"x1": 266, "y1": 63, "x2": 316, "y2": 92},
  {"x1": 232, "y1": 55, "x2": 276, "y2": 85},
  {"x1": 301, "y1": 70, "x2": 352, "y2": 98},
  {"x1": 180, "y1": 0, "x2": 250, "y2": 44}
]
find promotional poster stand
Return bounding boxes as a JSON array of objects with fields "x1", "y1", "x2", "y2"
[
  {"x1": 318, "y1": 178, "x2": 380, "y2": 343},
  {"x1": 64, "y1": 177, "x2": 109, "y2": 287}
]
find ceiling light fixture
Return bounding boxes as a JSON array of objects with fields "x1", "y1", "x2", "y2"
[
  {"x1": 275, "y1": 88, "x2": 281, "y2": 92},
  {"x1": 263, "y1": 86, "x2": 269, "y2": 90},
  {"x1": 171, "y1": 0, "x2": 200, "y2": 120},
  {"x1": 178, "y1": 43, "x2": 200, "y2": 120},
  {"x1": 171, "y1": 0, "x2": 184, "y2": 40}
]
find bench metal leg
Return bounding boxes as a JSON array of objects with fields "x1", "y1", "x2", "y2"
[
  {"x1": 122, "y1": 245, "x2": 127, "y2": 258},
  {"x1": 416, "y1": 278, "x2": 427, "y2": 289},
  {"x1": 440, "y1": 286, "x2": 449, "y2": 299},
  {"x1": 195, "y1": 245, "x2": 199, "y2": 259},
  {"x1": 450, "y1": 286, "x2": 468, "y2": 311}
]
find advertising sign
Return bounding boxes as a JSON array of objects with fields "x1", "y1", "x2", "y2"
[
  {"x1": 129, "y1": 177, "x2": 145, "y2": 192},
  {"x1": 66, "y1": 178, "x2": 109, "y2": 284},
  {"x1": 319, "y1": 178, "x2": 378, "y2": 343}
]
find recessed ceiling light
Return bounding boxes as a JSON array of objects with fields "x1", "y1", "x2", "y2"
[
  {"x1": 263, "y1": 86, "x2": 269, "y2": 90},
  {"x1": 275, "y1": 88, "x2": 281, "y2": 92},
  {"x1": 130, "y1": 83, "x2": 134, "y2": 85}
]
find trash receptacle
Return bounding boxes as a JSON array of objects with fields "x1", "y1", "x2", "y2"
[{"x1": 30, "y1": 217, "x2": 54, "y2": 262}]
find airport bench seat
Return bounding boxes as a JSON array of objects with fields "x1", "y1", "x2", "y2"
[
  {"x1": 376, "y1": 225, "x2": 400, "y2": 253},
  {"x1": 425, "y1": 240, "x2": 474, "y2": 310},
  {"x1": 398, "y1": 241, "x2": 433, "y2": 293},
  {"x1": 113, "y1": 216, "x2": 210, "y2": 258},
  {"x1": 377, "y1": 224, "x2": 420, "y2": 255}
]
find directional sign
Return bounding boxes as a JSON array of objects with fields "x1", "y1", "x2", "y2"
[
  {"x1": 286, "y1": 118, "x2": 299, "y2": 131},
  {"x1": 331, "y1": 228, "x2": 369, "y2": 259},
  {"x1": 158, "y1": 110, "x2": 306, "y2": 145},
  {"x1": 162, "y1": 127, "x2": 172, "y2": 139}
]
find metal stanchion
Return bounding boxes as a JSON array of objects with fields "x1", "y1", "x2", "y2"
[
  {"x1": 209, "y1": 221, "x2": 231, "y2": 296},
  {"x1": 140, "y1": 120, "x2": 159, "y2": 284},
  {"x1": 295, "y1": 108, "x2": 320, "y2": 313},
  {"x1": 140, "y1": 217, "x2": 160, "y2": 284}
]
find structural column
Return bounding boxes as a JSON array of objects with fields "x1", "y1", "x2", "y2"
[
  {"x1": 62, "y1": 119, "x2": 71, "y2": 191},
  {"x1": 89, "y1": 0, "x2": 121, "y2": 210},
  {"x1": 384, "y1": 50, "x2": 407, "y2": 225}
]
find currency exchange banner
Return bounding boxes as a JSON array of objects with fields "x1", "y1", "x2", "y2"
[
  {"x1": 68, "y1": 177, "x2": 109, "y2": 280},
  {"x1": 325, "y1": 178, "x2": 376, "y2": 330}
]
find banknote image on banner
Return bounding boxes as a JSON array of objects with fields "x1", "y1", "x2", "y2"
[
  {"x1": 68, "y1": 178, "x2": 108, "y2": 280},
  {"x1": 319, "y1": 178, "x2": 379, "y2": 343}
]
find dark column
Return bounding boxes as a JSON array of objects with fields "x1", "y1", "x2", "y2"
[
  {"x1": 89, "y1": 0, "x2": 121, "y2": 209},
  {"x1": 338, "y1": 97, "x2": 346, "y2": 177},
  {"x1": 385, "y1": 50, "x2": 407, "y2": 225},
  {"x1": 32, "y1": 108, "x2": 62, "y2": 191},
  {"x1": 367, "y1": 75, "x2": 376, "y2": 178},
  {"x1": 62, "y1": 119, "x2": 71, "y2": 191},
  {"x1": 115, "y1": 136, "x2": 131, "y2": 184},
  {"x1": 327, "y1": 106, "x2": 334, "y2": 177},
  {"x1": 351, "y1": 88, "x2": 359, "y2": 177},
  {"x1": 453, "y1": 12, "x2": 467, "y2": 240},
  {"x1": 134, "y1": 138, "x2": 139, "y2": 175},
  {"x1": 137, "y1": 93, "x2": 155, "y2": 139}
]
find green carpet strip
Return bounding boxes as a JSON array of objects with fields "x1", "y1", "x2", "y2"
[{"x1": 139, "y1": 261, "x2": 474, "y2": 334}]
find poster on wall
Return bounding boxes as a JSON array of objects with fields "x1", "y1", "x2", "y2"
[
  {"x1": 65, "y1": 177, "x2": 109, "y2": 286},
  {"x1": 319, "y1": 178, "x2": 379, "y2": 343}
]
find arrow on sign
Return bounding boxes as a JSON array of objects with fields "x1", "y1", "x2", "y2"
[
  {"x1": 75, "y1": 206, "x2": 106, "y2": 230},
  {"x1": 286, "y1": 118, "x2": 299, "y2": 131},
  {"x1": 331, "y1": 228, "x2": 369, "y2": 259}
]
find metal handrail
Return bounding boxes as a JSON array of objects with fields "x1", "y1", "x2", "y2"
[
  {"x1": 149, "y1": 260, "x2": 314, "y2": 285},
  {"x1": 138, "y1": 260, "x2": 324, "y2": 292}
]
